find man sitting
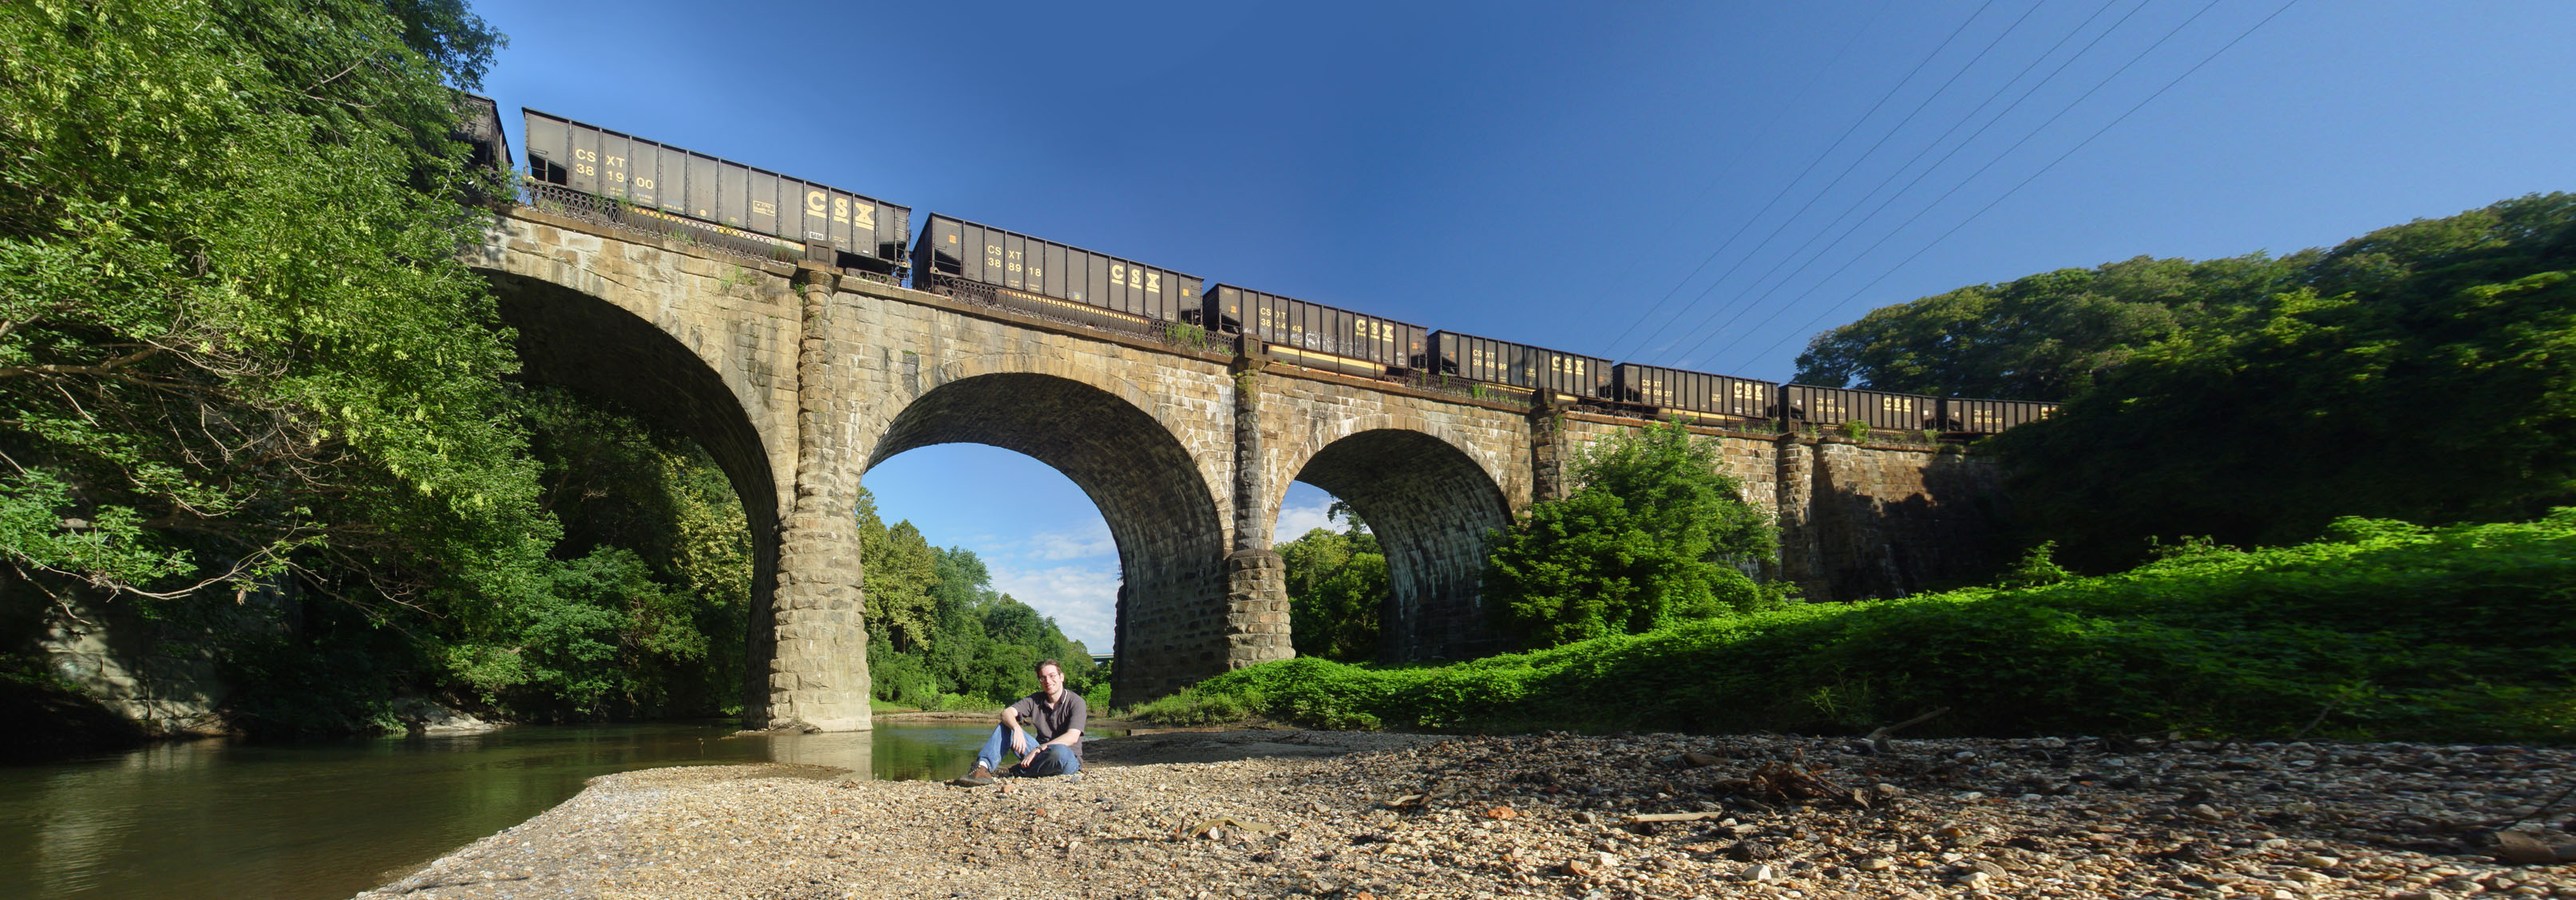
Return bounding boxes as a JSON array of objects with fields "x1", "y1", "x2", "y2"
[{"x1": 951, "y1": 658, "x2": 1085, "y2": 786}]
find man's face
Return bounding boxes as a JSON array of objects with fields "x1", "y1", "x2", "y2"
[{"x1": 1037, "y1": 664, "x2": 1064, "y2": 700}]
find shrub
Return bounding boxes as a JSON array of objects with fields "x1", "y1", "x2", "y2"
[
  {"x1": 1484, "y1": 421, "x2": 1781, "y2": 647},
  {"x1": 1146, "y1": 511, "x2": 2576, "y2": 742}
]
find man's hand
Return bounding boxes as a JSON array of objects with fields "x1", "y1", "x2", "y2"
[{"x1": 996, "y1": 705, "x2": 1032, "y2": 757}]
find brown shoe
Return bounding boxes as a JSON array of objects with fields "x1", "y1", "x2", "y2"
[{"x1": 950, "y1": 764, "x2": 995, "y2": 787}]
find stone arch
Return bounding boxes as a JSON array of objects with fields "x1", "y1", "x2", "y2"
[
  {"x1": 473, "y1": 266, "x2": 790, "y2": 715},
  {"x1": 1276, "y1": 424, "x2": 1513, "y2": 661},
  {"x1": 863, "y1": 371, "x2": 1229, "y2": 703}
]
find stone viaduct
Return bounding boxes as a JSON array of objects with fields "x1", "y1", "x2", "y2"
[{"x1": 468, "y1": 206, "x2": 2007, "y2": 732}]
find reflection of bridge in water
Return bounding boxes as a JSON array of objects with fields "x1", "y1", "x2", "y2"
[{"x1": 473, "y1": 203, "x2": 2012, "y2": 734}]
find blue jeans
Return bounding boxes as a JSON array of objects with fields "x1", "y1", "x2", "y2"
[{"x1": 976, "y1": 724, "x2": 1080, "y2": 776}]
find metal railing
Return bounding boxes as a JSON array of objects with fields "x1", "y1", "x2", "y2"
[
  {"x1": 519, "y1": 181, "x2": 803, "y2": 266},
  {"x1": 920, "y1": 274, "x2": 1227, "y2": 356}
]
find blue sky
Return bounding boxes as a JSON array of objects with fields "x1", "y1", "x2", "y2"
[{"x1": 473, "y1": 1, "x2": 2574, "y2": 651}]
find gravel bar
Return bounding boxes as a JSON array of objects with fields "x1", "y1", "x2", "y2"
[{"x1": 357, "y1": 730, "x2": 2576, "y2": 899}]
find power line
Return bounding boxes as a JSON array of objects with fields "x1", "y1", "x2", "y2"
[
  {"x1": 1668, "y1": 0, "x2": 2161, "y2": 359},
  {"x1": 1684, "y1": 0, "x2": 2236, "y2": 369},
  {"x1": 1599, "y1": 0, "x2": 2007, "y2": 361},
  {"x1": 1612, "y1": 0, "x2": 2058, "y2": 361},
  {"x1": 1655, "y1": 0, "x2": 2140, "y2": 357},
  {"x1": 1713, "y1": 0, "x2": 2306, "y2": 377},
  {"x1": 1591, "y1": 0, "x2": 1897, "y2": 358}
]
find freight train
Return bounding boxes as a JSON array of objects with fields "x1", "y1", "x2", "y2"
[{"x1": 487, "y1": 100, "x2": 2056, "y2": 437}]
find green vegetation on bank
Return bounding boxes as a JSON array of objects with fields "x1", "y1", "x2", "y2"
[
  {"x1": 1276, "y1": 503, "x2": 1387, "y2": 662},
  {"x1": 855, "y1": 492, "x2": 1106, "y2": 712},
  {"x1": 1138, "y1": 511, "x2": 2576, "y2": 742},
  {"x1": 1795, "y1": 194, "x2": 2576, "y2": 570},
  {"x1": 1484, "y1": 421, "x2": 1784, "y2": 648}
]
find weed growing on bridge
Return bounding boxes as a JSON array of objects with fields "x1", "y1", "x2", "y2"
[
  {"x1": 1162, "y1": 322, "x2": 1217, "y2": 353},
  {"x1": 1839, "y1": 420, "x2": 1871, "y2": 441},
  {"x1": 1137, "y1": 511, "x2": 2576, "y2": 741}
]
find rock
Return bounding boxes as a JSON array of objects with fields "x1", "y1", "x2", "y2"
[
  {"x1": 1855, "y1": 857, "x2": 1895, "y2": 871},
  {"x1": 1680, "y1": 752, "x2": 1720, "y2": 768},
  {"x1": 2190, "y1": 803, "x2": 2226, "y2": 822},
  {"x1": 2496, "y1": 830, "x2": 2568, "y2": 865},
  {"x1": 2299, "y1": 855, "x2": 2341, "y2": 867},
  {"x1": 1571, "y1": 811, "x2": 1597, "y2": 824},
  {"x1": 1741, "y1": 863, "x2": 1779, "y2": 882},
  {"x1": 390, "y1": 697, "x2": 501, "y2": 735}
]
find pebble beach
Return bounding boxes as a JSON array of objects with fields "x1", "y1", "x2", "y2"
[{"x1": 358, "y1": 729, "x2": 2575, "y2": 899}]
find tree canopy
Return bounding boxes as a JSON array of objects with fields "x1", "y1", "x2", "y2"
[
  {"x1": 1792, "y1": 253, "x2": 2309, "y2": 400},
  {"x1": 1798, "y1": 193, "x2": 2576, "y2": 569},
  {"x1": 0, "y1": 0, "x2": 541, "y2": 618},
  {"x1": 854, "y1": 489, "x2": 1105, "y2": 711},
  {"x1": 1483, "y1": 421, "x2": 1781, "y2": 648},
  {"x1": 1276, "y1": 502, "x2": 1386, "y2": 662}
]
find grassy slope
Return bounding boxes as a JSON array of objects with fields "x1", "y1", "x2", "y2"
[{"x1": 1136, "y1": 513, "x2": 2576, "y2": 742}]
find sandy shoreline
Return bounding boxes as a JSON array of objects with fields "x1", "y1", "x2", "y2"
[{"x1": 358, "y1": 729, "x2": 2575, "y2": 899}]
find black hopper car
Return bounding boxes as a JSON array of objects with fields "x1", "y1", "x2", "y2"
[
  {"x1": 1202, "y1": 285, "x2": 1426, "y2": 378},
  {"x1": 1425, "y1": 331, "x2": 1612, "y2": 405},
  {"x1": 520, "y1": 109, "x2": 911, "y2": 275},
  {"x1": 911, "y1": 213, "x2": 1202, "y2": 339},
  {"x1": 477, "y1": 97, "x2": 2058, "y2": 437}
]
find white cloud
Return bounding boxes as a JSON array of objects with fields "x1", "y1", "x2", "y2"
[
  {"x1": 988, "y1": 563, "x2": 1121, "y2": 653},
  {"x1": 1273, "y1": 495, "x2": 1339, "y2": 545},
  {"x1": 1023, "y1": 522, "x2": 1116, "y2": 561}
]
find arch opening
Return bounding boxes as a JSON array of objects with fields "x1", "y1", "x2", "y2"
[
  {"x1": 1271, "y1": 483, "x2": 1383, "y2": 662},
  {"x1": 477, "y1": 269, "x2": 784, "y2": 716},
  {"x1": 869, "y1": 373, "x2": 1227, "y2": 703},
  {"x1": 1285, "y1": 429, "x2": 1511, "y2": 661}
]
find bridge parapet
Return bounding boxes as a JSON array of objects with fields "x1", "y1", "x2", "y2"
[{"x1": 472, "y1": 207, "x2": 2008, "y2": 727}]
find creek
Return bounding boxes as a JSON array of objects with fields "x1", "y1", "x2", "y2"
[{"x1": 0, "y1": 719, "x2": 1053, "y2": 899}]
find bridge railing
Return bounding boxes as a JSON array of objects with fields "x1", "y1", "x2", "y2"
[
  {"x1": 919, "y1": 274, "x2": 1231, "y2": 357},
  {"x1": 518, "y1": 180, "x2": 808, "y2": 267}
]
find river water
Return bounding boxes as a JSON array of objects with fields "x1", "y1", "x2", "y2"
[{"x1": 0, "y1": 720, "x2": 1055, "y2": 900}]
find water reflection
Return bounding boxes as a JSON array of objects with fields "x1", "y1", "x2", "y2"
[{"x1": 0, "y1": 720, "x2": 1066, "y2": 900}]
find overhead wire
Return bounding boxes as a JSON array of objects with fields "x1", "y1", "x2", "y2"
[
  {"x1": 1611, "y1": 0, "x2": 2058, "y2": 362},
  {"x1": 1679, "y1": 0, "x2": 2236, "y2": 369},
  {"x1": 1590, "y1": 0, "x2": 1897, "y2": 359},
  {"x1": 1664, "y1": 0, "x2": 2155, "y2": 359},
  {"x1": 1707, "y1": 0, "x2": 2307, "y2": 377},
  {"x1": 1650, "y1": 0, "x2": 2139, "y2": 361},
  {"x1": 1598, "y1": 0, "x2": 2008, "y2": 361}
]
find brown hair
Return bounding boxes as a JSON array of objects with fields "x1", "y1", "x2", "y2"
[{"x1": 1035, "y1": 658, "x2": 1062, "y2": 674}]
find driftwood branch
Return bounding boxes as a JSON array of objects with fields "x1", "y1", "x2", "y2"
[{"x1": 1865, "y1": 706, "x2": 1952, "y2": 754}]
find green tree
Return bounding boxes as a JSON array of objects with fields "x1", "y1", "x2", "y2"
[
  {"x1": 1276, "y1": 504, "x2": 1385, "y2": 661},
  {"x1": 1483, "y1": 421, "x2": 1781, "y2": 647},
  {"x1": 1793, "y1": 253, "x2": 2306, "y2": 399},
  {"x1": 446, "y1": 389, "x2": 751, "y2": 720},
  {"x1": 1786, "y1": 194, "x2": 2576, "y2": 570},
  {"x1": 853, "y1": 507, "x2": 1101, "y2": 709},
  {"x1": 0, "y1": 0, "x2": 541, "y2": 605},
  {"x1": 1999, "y1": 270, "x2": 2576, "y2": 568},
  {"x1": 854, "y1": 489, "x2": 938, "y2": 652}
]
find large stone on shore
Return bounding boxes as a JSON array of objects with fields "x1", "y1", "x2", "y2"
[{"x1": 390, "y1": 697, "x2": 501, "y2": 735}]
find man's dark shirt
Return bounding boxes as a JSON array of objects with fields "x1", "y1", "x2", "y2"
[{"x1": 1007, "y1": 689, "x2": 1087, "y2": 761}]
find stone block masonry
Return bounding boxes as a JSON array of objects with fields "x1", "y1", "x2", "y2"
[{"x1": 468, "y1": 208, "x2": 2012, "y2": 728}]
